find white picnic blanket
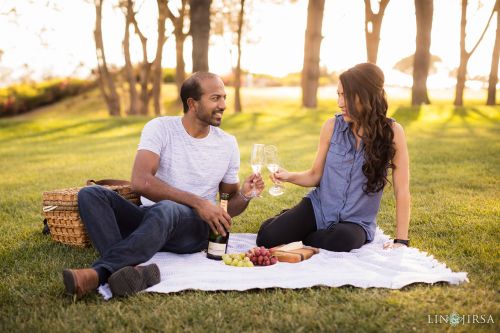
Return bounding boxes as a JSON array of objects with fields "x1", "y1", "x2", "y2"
[{"x1": 98, "y1": 228, "x2": 468, "y2": 299}]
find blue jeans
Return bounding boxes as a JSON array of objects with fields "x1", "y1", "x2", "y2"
[{"x1": 78, "y1": 185, "x2": 209, "y2": 273}]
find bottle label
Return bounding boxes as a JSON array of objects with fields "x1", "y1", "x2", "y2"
[
  {"x1": 220, "y1": 199, "x2": 228, "y2": 212},
  {"x1": 207, "y1": 241, "x2": 226, "y2": 256}
]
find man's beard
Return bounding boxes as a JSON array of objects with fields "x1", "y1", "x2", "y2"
[{"x1": 197, "y1": 107, "x2": 223, "y2": 127}]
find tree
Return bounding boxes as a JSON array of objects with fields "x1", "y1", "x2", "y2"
[
  {"x1": 121, "y1": 0, "x2": 140, "y2": 115},
  {"x1": 119, "y1": 0, "x2": 174, "y2": 116},
  {"x1": 364, "y1": 0, "x2": 390, "y2": 64},
  {"x1": 301, "y1": 0, "x2": 325, "y2": 108},
  {"x1": 190, "y1": 0, "x2": 212, "y2": 72},
  {"x1": 233, "y1": 0, "x2": 246, "y2": 112},
  {"x1": 454, "y1": 0, "x2": 496, "y2": 106},
  {"x1": 412, "y1": 0, "x2": 433, "y2": 105},
  {"x1": 166, "y1": 0, "x2": 189, "y2": 95},
  {"x1": 212, "y1": 0, "x2": 248, "y2": 112},
  {"x1": 130, "y1": 4, "x2": 152, "y2": 116},
  {"x1": 394, "y1": 54, "x2": 441, "y2": 75},
  {"x1": 487, "y1": 0, "x2": 499, "y2": 105},
  {"x1": 94, "y1": 0, "x2": 121, "y2": 116},
  {"x1": 151, "y1": 0, "x2": 169, "y2": 116}
]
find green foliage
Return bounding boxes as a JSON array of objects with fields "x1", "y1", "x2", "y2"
[
  {"x1": 0, "y1": 88, "x2": 499, "y2": 332},
  {"x1": 0, "y1": 78, "x2": 94, "y2": 116},
  {"x1": 235, "y1": 70, "x2": 338, "y2": 87},
  {"x1": 162, "y1": 68, "x2": 176, "y2": 83},
  {"x1": 394, "y1": 54, "x2": 443, "y2": 75}
]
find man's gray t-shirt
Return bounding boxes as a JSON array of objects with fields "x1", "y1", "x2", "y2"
[{"x1": 137, "y1": 116, "x2": 240, "y2": 206}]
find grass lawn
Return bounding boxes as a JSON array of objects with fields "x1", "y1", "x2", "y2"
[{"x1": 0, "y1": 85, "x2": 498, "y2": 332}]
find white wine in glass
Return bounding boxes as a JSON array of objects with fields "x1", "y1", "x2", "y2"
[
  {"x1": 267, "y1": 163, "x2": 279, "y2": 173},
  {"x1": 250, "y1": 144, "x2": 265, "y2": 197},
  {"x1": 251, "y1": 164, "x2": 262, "y2": 174},
  {"x1": 265, "y1": 145, "x2": 285, "y2": 196}
]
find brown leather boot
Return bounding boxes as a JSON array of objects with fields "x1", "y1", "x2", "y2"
[
  {"x1": 108, "y1": 264, "x2": 160, "y2": 297},
  {"x1": 62, "y1": 268, "x2": 99, "y2": 299}
]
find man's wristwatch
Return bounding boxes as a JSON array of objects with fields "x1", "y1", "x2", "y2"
[
  {"x1": 238, "y1": 190, "x2": 251, "y2": 202},
  {"x1": 393, "y1": 239, "x2": 409, "y2": 246}
]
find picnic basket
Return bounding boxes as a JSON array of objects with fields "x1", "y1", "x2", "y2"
[{"x1": 42, "y1": 179, "x2": 140, "y2": 247}]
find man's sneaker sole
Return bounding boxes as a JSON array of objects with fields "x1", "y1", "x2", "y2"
[{"x1": 109, "y1": 264, "x2": 160, "y2": 297}]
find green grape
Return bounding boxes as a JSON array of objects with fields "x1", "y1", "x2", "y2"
[{"x1": 222, "y1": 252, "x2": 260, "y2": 267}]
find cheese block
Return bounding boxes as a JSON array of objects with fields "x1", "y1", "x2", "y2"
[
  {"x1": 270, "y1": 245, "x2": 320, "y2": 263},
  {"x1": 279, "y1": 241, "x2": 304, "y2": 251}
]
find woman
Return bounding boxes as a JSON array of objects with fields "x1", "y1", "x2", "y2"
[{"x1": 257, "y1": 63, "x2": 410, "y2": 252}]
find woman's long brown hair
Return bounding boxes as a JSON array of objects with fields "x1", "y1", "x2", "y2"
[{"x1": 339, "y1": 63, "x2": 396, "y2": 194}]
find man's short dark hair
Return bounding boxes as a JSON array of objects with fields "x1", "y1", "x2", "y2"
[{"x1": 180, "y1": 72, "x2": 220, "y2": 113}]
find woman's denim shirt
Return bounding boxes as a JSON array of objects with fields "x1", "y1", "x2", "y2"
[{"x1": 307, "y1": 114, "x2": 385, "y2": 242}]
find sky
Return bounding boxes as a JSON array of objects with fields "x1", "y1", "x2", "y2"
[{"x1": 0, "y1": 0, "x2": 497, "y2": 88}]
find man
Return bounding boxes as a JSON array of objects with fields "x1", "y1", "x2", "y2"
[{"x1": 63, "y1": 72, "x2": 264, "y2": 299}]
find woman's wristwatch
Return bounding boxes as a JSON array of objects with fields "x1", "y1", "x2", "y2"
[{"x1": 393, "y1": 239, "x2": 409, "y2": 246}]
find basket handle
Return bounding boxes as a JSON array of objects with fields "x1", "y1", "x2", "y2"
[
  {"x1": 43, "y1": 205, "x2": 58, "y2": 212},
  {"x1": 86, "y1": 179, "x2": 131, "y2": 186}
]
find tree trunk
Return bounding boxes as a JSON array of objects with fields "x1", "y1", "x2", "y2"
[
  {"x1": 454, "y1": 0, "x2": 468, "y2": 106},
  {"x1": 138, "y1": 64, "x2": 151, "y2": 115},
  {"x1": 123, "y1": 0, "x2": 139, "y2": 115},
  {"x1": 169, "y1": 0, "x2": 188, "y2": 96},
  {"x1": 412, "y1": 0, "x2": 433, "y2": 105},
  {"x1": 487, "y1": 3, "x2": 499, "y2": 105},
  {"x1": 454, "y1": 0, "x2": 496, "y2": 106},
  {"x1": 190, "y1": 0, "x2": 212, "y2": 72},
  {"x1": 94, "y1": 0, "x2": 121, "y2": 116},
  {"x1": 175, "y1": 34, "x2": 186, "y2": 94},
  {"x1": 152, "y1": 0, "x2": 168, "y2": 116},
  {"x1": 454, "y1": 59, "x2": 468, "y2": 106},
  {"x1": 234, "y1": 0, "x2": 245, "y2": 113},
  {"x1": 132, "y1": 12, "x2": 151, "y2": 115},
  {"x1": 301, "y1": 0, "x2": 325, "y2": 108},
  {"x1": 364, "y1": 0, "x2": 390, "y2": 64}
]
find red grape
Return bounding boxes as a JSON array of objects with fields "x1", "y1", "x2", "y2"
[{"x1": 244, "y1": 246, "x2": 277, "y2": 266}]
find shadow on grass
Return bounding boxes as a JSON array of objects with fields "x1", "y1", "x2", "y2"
[
  {"x1": 391, "y1": 105, "x2": 422, "y2": 127},
  {"x1": 1, "y1": 117, "x2": 148, "y2": 144},
  {"x1": 220, "y1": 112, "x2": 263, "y2": 133},
  {"x1": 0, "y1": 118, "x2": 34, "y2": 131},
  {"x1": 268, "y1": 109, "x2": 320, "y2": 131},
  {"x1": 440, "y1": 106, "x2": 499, "y2": 134},
  {"x1": 454, "y1": 106, "x2": 495, "y2": 122},
  {"x1": 442, "y1": 107, "x2": 475, "y2": 134},
  {"x1": 468, "y1": 107, "x2": 494, "y2": 121},
  {"x1": 0, "y1": 228, "x2": 97, "y2": 286}
]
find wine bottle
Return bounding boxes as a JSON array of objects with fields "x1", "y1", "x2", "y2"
[{"x1": 207, "y1": 193, "x2": 230, "y2": 260}]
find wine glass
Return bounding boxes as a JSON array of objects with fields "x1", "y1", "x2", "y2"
[
  {"x1": 250, "y1": 144, "x2": 265, "y2": 197},
  {"x1": 264, "y1": 145, "x2": 285, "y2": 196}
]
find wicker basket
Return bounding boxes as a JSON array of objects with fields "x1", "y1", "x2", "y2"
[{"x1": 42, "y1": 182, "x2": 140, "y2": 247}]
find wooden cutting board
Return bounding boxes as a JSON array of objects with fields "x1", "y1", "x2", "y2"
[{"x1": 270, "y1": 245, "x2": 320, "y2": 263}]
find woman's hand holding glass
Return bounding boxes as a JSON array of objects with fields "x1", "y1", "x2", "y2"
[
  {"x1": 269, "y1": 167, "x2": 290, "y2": 183},
  {"x1": 265, "y1": 145, "x2": 285, "y2": 196}
]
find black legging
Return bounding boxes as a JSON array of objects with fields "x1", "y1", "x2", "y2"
[{"x1": 256, "y1": 198, "x2": 367, "y2": 252}]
